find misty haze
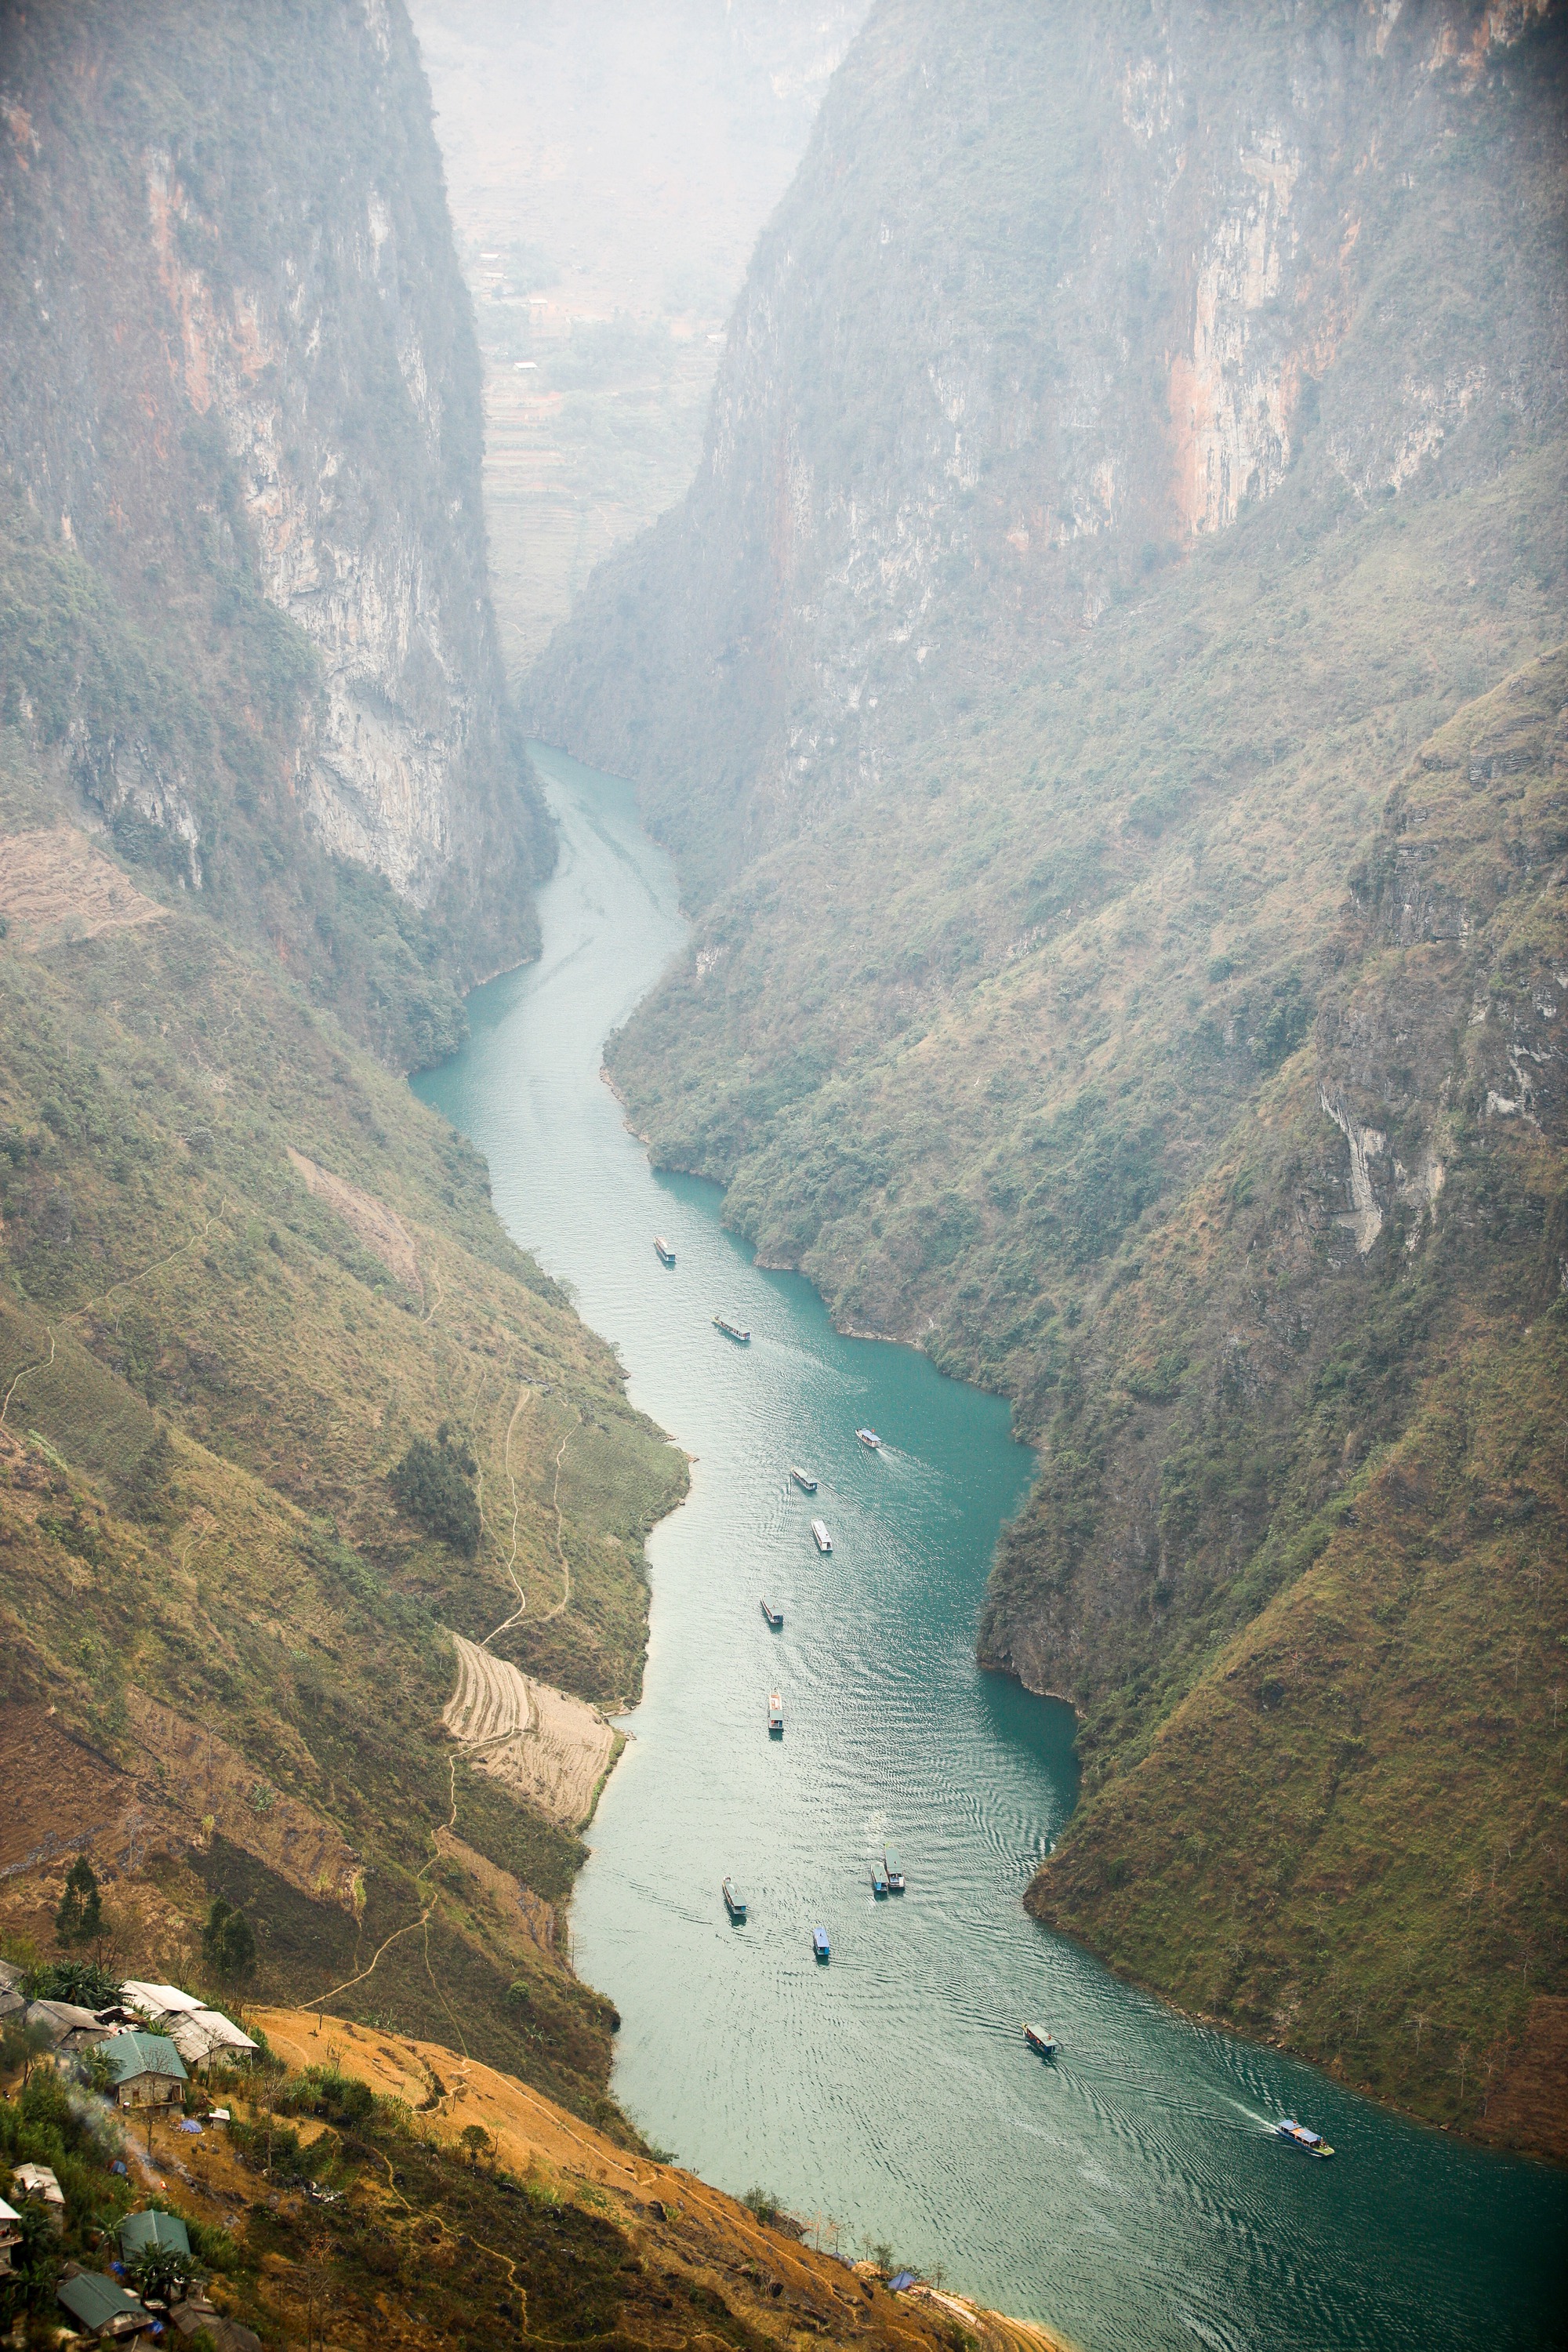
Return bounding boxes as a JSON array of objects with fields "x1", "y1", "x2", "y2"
[{"x1": 0, "y1": 5, "x2": 1563, "y2": 2350}]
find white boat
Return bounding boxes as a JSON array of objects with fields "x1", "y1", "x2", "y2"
[
  {"x1": 768, "y1": 1691, "x2": 784, "y2": 1734},
  {"x1": 810, "y1": 1519, "x2": 832, "y2": 1554},
  {"x1": 856, "y1": 1428, "x2": 883, "y2": 1450}
]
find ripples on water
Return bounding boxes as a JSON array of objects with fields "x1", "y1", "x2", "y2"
[{"x1": 413, "y1": 746, "x2": 1566, "y2": 2352}]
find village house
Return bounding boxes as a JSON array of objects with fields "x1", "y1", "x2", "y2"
[
  {"x1": 11, "y1": 2162, "x2": 65, "y2": 2212},
  {"x1": 21, "y1": 1997, "x2": 111, "y2": 2056},
  {"x1": 56, "y1": 2265, "x2": 154, "y2": 2340},
  {"x1": 118, "y1": 2209, "x2": 191, "y2": 2264},
  {"x1": 99, "y1": 2031, "x2": 187, "y2": 2111},
  {"x1": 121, "y1": 1981, "x2": 256, "y2": 2073}
]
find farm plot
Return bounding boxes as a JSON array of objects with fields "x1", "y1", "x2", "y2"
[{"x1": 444, "y1": 1631, "x2": 618, "y2": 1830}]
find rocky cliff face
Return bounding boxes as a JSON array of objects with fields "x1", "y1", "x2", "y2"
[
  {"x1": 530, "y1": 0, "x2": 1565, "y2": 903},
  {"x1": 0, "y1": 0, "x2": 544, "y2": 1015}
]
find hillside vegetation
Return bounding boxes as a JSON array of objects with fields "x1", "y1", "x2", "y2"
[
  {"x1": 526, "y1": 0, "x2": 1568, "y2": 2144},
  {"x1": 0, "y1": 0, "x2": 689, "y2": 2167},
  {"x1": 0, "y1": 711, "x2": 684, "y2": 2125},
  {"x1": 2, "y1": 1997, "x2": 1067, "y2": 2352}
]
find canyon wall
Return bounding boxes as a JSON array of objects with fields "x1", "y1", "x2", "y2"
[
  {"x1": 520, "y1": 0, "x2": 1568, "y2": 2142},
  {"x1": 0, "y1": 0, "x2": 545, "y2": 1026},
  {"x1": 529, "y1": 0, "x2": 1565, "y2": 902}
]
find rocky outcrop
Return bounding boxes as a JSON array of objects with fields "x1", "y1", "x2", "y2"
[
  {"x1": 0, "y1": 0, "x2": 543, "y2": 979},
  {"x1": 529, "y1": 0, "x2": 1566, "y2": 905}
]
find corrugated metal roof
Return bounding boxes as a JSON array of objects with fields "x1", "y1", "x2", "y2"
[
  {"x1": 56, "y1": 2270, "x2": 149, "y2": 2329},
  {"x1": 120, "y1": 2208, "x2": 191, "y2": 2259},
  {"x1": 102, "y1": 2030, "x2": 188, "y2": 2084},
  {"x1": 122, "y1": 1980, "x2": 204, "y2": 2019},
  {"x1": 168, "y1": 2007, "x2": 258, "y2": 2066}
]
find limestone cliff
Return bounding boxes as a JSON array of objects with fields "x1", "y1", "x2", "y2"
[
  {"x1": 529, "y1": 0, "x2": 1565, "y2": 905},
  {"x1": 0, "y1": 0, "x2": 545, "y2": 1027}
]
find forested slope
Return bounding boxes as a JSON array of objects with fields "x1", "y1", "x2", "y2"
[{"x1": 526, "y1": 0, "x2": 1568, "y2": 2145}]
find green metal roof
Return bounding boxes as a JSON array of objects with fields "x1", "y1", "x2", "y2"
[
  {"x1": 102, "y1": 2029, "x2": 188, "y2": 2084},
  {"x1": 56, "y1": 2270, "x2": 149, "y2": 2329},
  {"x1": 120, "y1": 2207, "x2": 192, "y2": 2259}
]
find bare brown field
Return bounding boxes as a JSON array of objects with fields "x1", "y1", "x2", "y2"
[{"x1": 0, "y1": 827, "x2": 165, "y2": 949}]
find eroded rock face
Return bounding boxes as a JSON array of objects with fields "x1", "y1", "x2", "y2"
[
  {"x1": 529, "y1": 0, "x2": 1566, "y2": 903},
  {"x1": 0, "y1": 0, "x2": 539, "y2": 957}
]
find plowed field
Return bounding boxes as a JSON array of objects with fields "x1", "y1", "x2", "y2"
[{"x1": 443, "y1": 1632, "x2": 617, "y2": 1829}]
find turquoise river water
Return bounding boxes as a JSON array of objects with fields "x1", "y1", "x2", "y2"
[{"x1": 413, "y1": 746, "x2": 1566, "y2": 2352}]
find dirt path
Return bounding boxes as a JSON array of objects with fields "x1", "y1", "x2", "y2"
[{"x1": 443, "y1": 1631, "x2": 615, "y2": 1830}]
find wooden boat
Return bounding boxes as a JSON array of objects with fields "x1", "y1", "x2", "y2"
[
  {"x1": 1275, "y1": 2118, "x2": 1334, "y2": 2158},
  {"x1": 713, "y1": 1315, "x2": 751, "y2": 1343},
  {"x1": 1024, "y1": 2024, "x2": 1060, "y2": 2059},
  {"x1": 870, "y1": 1858, "x2": 889, "y2": 1898},
  {"x1": 760, "y1": 1599, "x2": 783, "y2": 1628},
  {"x1": 811, "y1": 1926, "x2": 830, "y2": 1962},
  {"x1": 884, "y1": 1846, "x2": 905, "y2": 1892},
  {"x1": 653, "y1": 1236, "x2": 676, "y2": 1266},
  {"x1": 722, "y1": 1877, "x2": 747, "y2": 1922},
  {"x1": 768, "y1": 1691, "x2": 784, "y2": 1735},
  {"x1": 788, "y1": 1466, "x2": 818, "y2": 1493},
  {"x1": 856, "y1": 1428, "x2": 883, "y2": 1450},
  {"x1": 811, "y1": 1519, "x2": 832, "y2": 1554}
]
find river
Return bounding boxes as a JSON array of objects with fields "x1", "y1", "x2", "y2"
[{"x1": 412, "y1": 745, "x2": 1566, "y2": 2352}]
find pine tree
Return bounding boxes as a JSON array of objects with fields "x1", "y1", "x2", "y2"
[{"x1": 54, "y1": 1853, "x2": 104, "y2": 1952}]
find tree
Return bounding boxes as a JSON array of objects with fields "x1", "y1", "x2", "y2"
[
  {"x1": 128, "y1": 2245, "x2": 194, "y2": 2310},
  {"x1": 54, "y1": 1854, "x2": 106, "y2": 1955},
  {"x1": 389, "y1": 1424, "x2": 481, "y2": 1555},
  {"x1": 0, "y1": 2015, "x2": 54, "y2": 2089},
  {"x1": 200, "y1": 1898, "x2": 257, "y2": 1994}
]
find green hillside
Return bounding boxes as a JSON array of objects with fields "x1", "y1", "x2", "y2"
[
  {"x1": 525, "y1": 0, "x2": 1568, "y2": 2146},
  {"x1": 0, "y1": 713, "x2": 684, "y2": 2125}
]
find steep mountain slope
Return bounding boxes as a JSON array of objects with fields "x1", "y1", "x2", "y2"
[
  {"x1": 0, "y1": 0, "x2": 547, "y2": 1060},
  {"x1": 523, "y1": 0, "x2": 1568, "y2": 2144},
  {"x1": 0, "y1": 714, "x2": 685, "y2": 2130},
  {"x1": 531, "y1": 0, "x2": 1566, "y2": 902},
  {"x1": 0, "y1": 0, "x2": 685, "y2": 2154}
]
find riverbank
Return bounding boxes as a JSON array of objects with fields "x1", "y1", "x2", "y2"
[{"x1": 410, "y1": 743, "x2": 1568, "y2": 2351}]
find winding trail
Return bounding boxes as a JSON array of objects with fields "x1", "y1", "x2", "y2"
[{"x1": 0, "y1": 1323, "x2": 55, "y2": 1428}]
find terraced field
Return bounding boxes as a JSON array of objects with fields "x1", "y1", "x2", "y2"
[{"x1": 444, "y1": 1630, "x2": 618, "y2": 1830}]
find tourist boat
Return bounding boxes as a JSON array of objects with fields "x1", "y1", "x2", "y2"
[
  {"x1": 856, "y1": 1428, "x2": 883, "y2": 1451},
  {"x1": 789, "y1": 1466, "x2": 818, "y2": 1492},
  {"x1": 713, "y1": 1315, "x2": 751, "y2": 1343},
  {"x1": 1023, "y1": 2025, "x2": 1060, "y2": 2059},
  {"x1": 884, "y1": 1846, "x2": 905, "y2": 1892},
  {"x1": 760, "y1": 1599, "x2": 783, "y2": 1628},
  {"x1": 812, "y1": 1926, "x2": 831, "y2": 1962},
  {"x1": 768, "y1": 1691, "x2": 784, "y2": 1735},
  {"x1": 722, "y1": 1877, "x2": 747, "y2": 1922},
  {"x1": 811, "y1": 1519, "x2": 832, "y2": 1554},
  {"x1": 1275, "y1": 2119, "x2": 1334, "y2": 2158},
  {"x1": 870, "y1": 1857, "x2": 889, "y2": 1898},
  {"x1": 653, "y1": 1236, "x2": 676, "y2": 1266}
]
